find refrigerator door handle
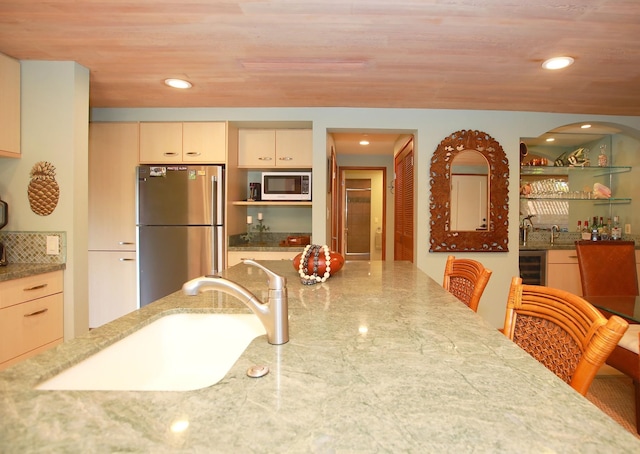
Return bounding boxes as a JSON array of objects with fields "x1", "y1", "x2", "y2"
[{"x1": 211, "y1": 175, "x2": 218, "y2": 226}]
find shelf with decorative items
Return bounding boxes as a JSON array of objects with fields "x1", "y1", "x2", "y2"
[
  {"x1": 520, "y1": 161, "x2": 632, "y2": 231},
  {"x1": 520, "y1": 165, "x2": 631, "y2": 177}
]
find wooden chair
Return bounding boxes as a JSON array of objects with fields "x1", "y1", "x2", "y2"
[
  {"x1": 575, "y1": 239, "x2": 640, "y2": 432},
  {"x1": 503, "y1": 276, "x2": 628, "y2": 396},
  {"x1": 442, "y1": 255, "x2": 492, "y2": 312}
]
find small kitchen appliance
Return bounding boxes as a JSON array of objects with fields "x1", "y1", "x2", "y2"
[{"x1": 261, "y1": 171, "x2": 311, "y2": 201}]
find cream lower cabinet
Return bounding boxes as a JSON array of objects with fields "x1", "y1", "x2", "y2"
[
  {"x1": 227, "y1": 251, "x2": 297, "y2": 267},
  {"x1": 546, "y1": 250, "x2": 583, "y2": 295},
  {"x1": 88, "y1": 251, "x2": 137, "y2": 328},
  {"x1": 0, "y1": 271, "x2": 64, "y2": 370},
  {"x1": 546, "y1": 248, "x2": 640, "y2": 296}
]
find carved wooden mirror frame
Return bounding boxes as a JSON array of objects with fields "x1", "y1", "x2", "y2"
[{"x1": 429, "y1": 129, "x2": 509, "y2": 252}]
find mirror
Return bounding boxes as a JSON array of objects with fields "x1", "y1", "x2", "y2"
[
  {"x1": 429, "y1": 129, "x2": 509, "y2": 252},
  {"x1": 450, "y1": 151, "x2": 489, "y2": 231}
]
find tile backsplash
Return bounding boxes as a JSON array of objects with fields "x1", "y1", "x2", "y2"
[{"x1": 0, "y1": 231, "x2": 66, "y2": 264}]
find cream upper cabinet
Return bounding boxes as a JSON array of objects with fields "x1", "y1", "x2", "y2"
[
  {"x1": 238, "y1": 129, "x2": 312, "y2": 168},
  {"x1": 139, "y1": 122, "x2": 226, "y2": 163},
  {"x1": 0, "y1": 52, "x2": 21, "y2": 157},
  {"x1": 89, "y1": 122, "x2": 138, "y2": 251}
]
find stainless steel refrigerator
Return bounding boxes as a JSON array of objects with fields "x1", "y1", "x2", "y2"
[{"x1": 136, "y1": 165, "x2": 225, "y2": 307}]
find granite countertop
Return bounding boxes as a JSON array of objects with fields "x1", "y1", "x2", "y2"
[
  {"x1": 1, "y1": 261, "x2": 639, "y2": 452},
  {"x1": 228, "y1": 244, "x2": 304, "y2": 252},
  {"x1": 0, "y1": 262, "x2": 66, "y2": 282}
]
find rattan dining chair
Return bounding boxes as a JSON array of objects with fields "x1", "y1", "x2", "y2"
[
  {"x1": 442, "y1": 255, "x2": 492, "y2": 312},
  {"x1": 503, "y1": 276, "x2": 628, "y2": 396},
  {"x1": 574, "y1": 239, "x2": 640, "y2": 432}
]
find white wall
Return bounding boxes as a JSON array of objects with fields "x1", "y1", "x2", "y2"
[{"x1": 0, "y1": 61, "x2": 89, "y2": 340}]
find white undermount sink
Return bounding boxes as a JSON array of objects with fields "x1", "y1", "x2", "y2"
[{"x1": 36, "y1": 313, "x2": 266, "y2": 391}]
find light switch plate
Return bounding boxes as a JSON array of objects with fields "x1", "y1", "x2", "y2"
[
  {"x1": 625, "y1": 224, "x2": 632, "y2": 234},
  {"x1": 46, "y1": 235, "x2": 59, "y2": 255}
]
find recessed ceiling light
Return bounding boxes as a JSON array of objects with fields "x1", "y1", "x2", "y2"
[
  {"x1": 359, "y1": 139, "x2": 370, "y2": 145},
  {"x1": 164, "y1": 78, "x2": 192, "y2": 89},
  {"x1": 581, "y1": 124, "x2": 592, "y2": 129},
  {"x1": 545, "y1": 138, "x2": 555, "y2": 142},
  {"x1": 541, "y1": 56, "x2": 575, "y2": 70}
]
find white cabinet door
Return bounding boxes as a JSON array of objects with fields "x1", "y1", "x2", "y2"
[{"x1": 89, "y1": 251, "x2": 138, "y2": 328}]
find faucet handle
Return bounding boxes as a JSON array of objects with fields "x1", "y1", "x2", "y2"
[{"x1": 243, "y1": 259, "x2": 287, "y2": 291}]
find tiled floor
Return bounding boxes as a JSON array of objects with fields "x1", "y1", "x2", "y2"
[{"x1": 588, "y1": 365, "x2": 638, "y2": 439}]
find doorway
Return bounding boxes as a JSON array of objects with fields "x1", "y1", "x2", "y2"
[
  {"x1": 329, "y1": 131, "x2": 414, "y2": 262},
  {"x1": 345, "y1": 180, "x2": 372, "y2": 260},
  {"x1": 338, "y1": 168, "x2": 386, "y2": 261}
]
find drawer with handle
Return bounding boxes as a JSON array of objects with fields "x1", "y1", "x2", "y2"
[
  {"x1": 0, "y1": 293, "x2": 64, "y2": 364},
  {"x1": 0, "y1": 271, "x2": 63, "y2": 309}
]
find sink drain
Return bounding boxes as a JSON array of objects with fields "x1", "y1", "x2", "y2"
[{"x1": 246, "y1": 365, "x2": 269, "y2": 378}]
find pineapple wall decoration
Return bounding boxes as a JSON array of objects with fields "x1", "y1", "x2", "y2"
[{"x1": 28, "y1": 161, "x2": 60, "y2": 216}]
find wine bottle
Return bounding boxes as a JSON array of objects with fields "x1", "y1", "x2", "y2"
[
  {"x1": 590, "y1": 216, "x2": 600, "y2": 241},
  {"x1": 611, "y1": 216, "x2": 622, "y2": 240}
]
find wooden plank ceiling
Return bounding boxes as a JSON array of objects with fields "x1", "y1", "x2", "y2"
[{"x1": 0, "y1": 0, "x2": 639, "y2": 115}]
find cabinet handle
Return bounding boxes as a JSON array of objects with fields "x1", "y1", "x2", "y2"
[
  {"x1": 568, "y1": 255, "x2": 578, "y2": 259},
  {"x1": 24, "y1": 284, "x2": 48, "y2": 291},
  {"x1": 278, "y1": 156, "x2": 293, "y2": 161},
  {"x1": 119, "y1": 242, "x2": 135, "y2": 245},
  {"x1": 24, "y1": 308, "x2": 48, "y2": 317},
  {"x1": 185, "y1": 151, "x2": 201, "y2": 157},
  {"x1": 119, "y1": 258, "x2": 135, "y2": 262},
  {"x1": 163, "y1": 152, "x2": 179, "y2": 157},
  {"x1": 258, "y1": 157, "x2": 273, "y2": 161}
]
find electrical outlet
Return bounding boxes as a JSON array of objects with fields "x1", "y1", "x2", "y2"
[
  {"x1": 46, "y1": 235, "x2": 59, "y2": 255},
  {"x1": 624, "y1": 224, "x2": 632, "y2": 234}
]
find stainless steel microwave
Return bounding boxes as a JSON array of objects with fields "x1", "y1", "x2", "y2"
[{"x1": 261, "y1": 171, "x2": 312, "y2": 201}]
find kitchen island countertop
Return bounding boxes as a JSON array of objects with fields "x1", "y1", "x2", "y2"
[{"x1": 1, "y1": 261, "x2": 638, "y2": 452}]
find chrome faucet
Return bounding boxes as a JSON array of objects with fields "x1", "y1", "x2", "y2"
[
  {"x1": 182, "y1": 259, "x2": 289, "y2": 345},
  {"x1": 521, "y1": 215, "x2": 534, "y2": 246},
  {"x1": 551, "y1": 224, "x2": 560, "y2": 245}
]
